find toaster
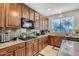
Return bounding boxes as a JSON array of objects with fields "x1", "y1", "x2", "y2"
[{"x1": 0, "y1": 33, "x2": 12, "y2": 43}]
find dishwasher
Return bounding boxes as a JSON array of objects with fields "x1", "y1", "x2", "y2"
[{"x1": 58, "y1": 38, "x2": 79, "y2": 56}]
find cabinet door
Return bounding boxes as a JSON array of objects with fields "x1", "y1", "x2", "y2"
[
  {"x1": 0, "y1": 3, "x2": 5, "y2": 27},
  {"x1": 33, "y1": 39, "x2": 39, "y2": 55},
  {"x1": 43, "y1": 17, "x2": 48, "y2": 30},
  {"x1": 26, "y1": 44, "x2": 34, "y2": 56},
  {"x1": 44, "y1": 37, "x2": 48, "y2": 47},
  {"x1": 38, "y1": 39, "x2": 43, "y2": 51},
  {"x1": 6, "y1": 3, "x2": 21, "y2": 28},
  {"x1": 29, "y1": 9, "x2": 35, "y2": 20},
  {"x1": 0, "y1": 51, "x2": 14, "y2": 56},
  {"x1": 14, "y1": 47, "x2": 25, "y2": 56},
  {"x1": 42, "y1": 17, "x2": 45, "y2": 30},
  {"x1": 50, "y1": 36, "x2": 64, "y2": 48},
  {"x1": 22, "y1": 4, "x2": 29, "y2": 19},
  {"x1": 4, "y1": 52, "x2": 14, "y2": 56},
  {"x1": 35, "y1": 12, "x2": 40, "y2": 30},
  {"x1": 39, "y1": 16, "x2": 43, "y2": 30}
]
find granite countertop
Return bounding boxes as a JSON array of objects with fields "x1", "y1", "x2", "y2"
[
  {"x1": 48, "y1": 33, "x2": 79, "y2": 38},
  {"x1": 0, "y1": 39, "x2": 25, "y2": 49},
  {"x1": 0, "y1": 34, "x2": 48, "y2": 50},
  {"x1": 0, "y1": 33, "x2": 79, "y2": 50}
]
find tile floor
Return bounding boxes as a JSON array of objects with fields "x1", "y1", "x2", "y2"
[{"x1": 39, "y1": 45, "x2": 59, "y2": 56}]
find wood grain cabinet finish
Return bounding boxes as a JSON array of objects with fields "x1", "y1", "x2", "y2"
[
  {"x1": 26, "y1": 43, "x2": 34, "y2": 56},
  {"x1": 0, "y1": 42, "x2": 25, "y2": 56},
  {"x1": 38, "y1": 38, "x2": 43, "y2": 51},
  {"x1": 44, "y1": 18, "x2": 48, "y2": 30},
  {"x1": 49, "y1": 36, "x2": 64, "y2": 48},
  {"x1": 5, "y1": 3, "x2": 21, "y2": 28},
  {"x1": 35, "y1": 12, "x2": 40, "y2": 30},
  {"x1": 0, "y1": 3, "x2": 5, "y2": 27},
  {"x1": 25, "y1": 39, "x2": 39, "y2": 56},
  {"x1": 14, "y1": 47, "x2": 25, "y2": 56},
  {"x1": 21, "y1": 4, "x2": 30, "y2": 19},
  {"x1": 39, "y1": 16, "x2": 43, "y2": 30},
  {"x1": 32, "y1": 39, "x2": 39, "y2": 55},
  {"x1": 25, "y1": 40, "x2": 34, "y2": 56},
  {"x1": 0, "y1": 51, "x2": 14, "y2": 56},
  {"x1": 29, "y1": 9, "x2": 35, "y2": 20},
  {"x1": 43, "y1": 37, "x2": 48, "y2": 48}
]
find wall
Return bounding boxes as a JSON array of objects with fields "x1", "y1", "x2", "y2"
[{"x1": 48, "y1": 9, "x2": 79, "y2": 33}]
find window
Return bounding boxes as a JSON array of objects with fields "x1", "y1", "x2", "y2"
[{"x1": 50, "y1": 16, "x2": 74, "y2": 33}]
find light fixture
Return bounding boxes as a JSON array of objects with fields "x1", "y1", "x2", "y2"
[
  {"x1": 58, "y1": 14, "x2": 63, "y2": 18},
  {"x1": 48, "y1": 8, "x2": 51, "y2": 11}
]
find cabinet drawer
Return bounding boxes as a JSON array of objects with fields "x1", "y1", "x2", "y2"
[
  {"x1": 0, "y1": 51, "x2": 7, "y2": 56},
  {"x1": 17, "y1": 42, "x2": 25, "y2": 48},
  {"x1": 26, "y1": 40, "x2": 34, "y2": 45}
]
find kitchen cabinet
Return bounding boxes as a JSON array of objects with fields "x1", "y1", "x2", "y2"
[
  {"x1": 14, "y1": 47, "x2": 25, "y2": 56},
  {"x1": 26, "y1": 43, "x2": 34, "y2": 56},
  {"x1": 44, "y1": 17, "x2": 48, "y2": 30},
  {"x1": 0, "y1": 3, "x2": 5, "y2": 27},
  {"x1": 29, "y1": 9, "x2": 35, "y2": 20},
  {"x1": 0, "y1": 51, "x2": 14, "y2": 56},
  {"x1": 0, "y1": 36, "x2": 49, "y2": 56},
  {"x1": 39, "y1": 16, "x2": 43, "y2": 30},
  {"x1": 43, "y1": 36, "x2": 48, "y2": 48},
  {"x1": 5, "y1": 3, "x2": 21, "y2": 28},
  {"x1": 33, "y1": 39, "x2": 39, "y2": 55},
  {"x1": 35, "y1": 12, "x2": 40, "y2": 30},
  {"x1": 21, "y1": 4, "x2": 30, "y2": 19},
  {"x1": 25, "y1": 39, "x2": 39, "y2": 56},
  {"x1": 0, "y1": 42, "x2": 25, "y2": 56},
  {"x1": 49, "y1": 35, "x2": 64, "y2": 48},
  {"x1": 4, "y1": 52, "x2": 14, "y2": 56},
  {"x1": 38, "y1": 38, "x2": 43, "y2": 51},
  {"x1": 42, "y1": 17, "x2": 48, "y2": 30},
  {"x1": 25, "y1": 40, "x2": 34, "y2": 56}
]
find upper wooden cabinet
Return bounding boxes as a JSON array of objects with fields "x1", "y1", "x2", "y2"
[
  {"x1": 5, "y1": 3, "x2": 21, "y2": 28},
  {"x1": 43, "y1": 17, "x2": 48, "y2": 30},
  {"x1": 21, "y1": 4, "x2": 30, "y2": 19},
  {"x1": 29, "y1": 9, "x2": 35, "y2": 20},
  {"x1": 34, "y1": 12, "x2": 40, "y2": 30},
  {"x1": 40, "y1": 16, "x2": 48, "y2": 30},
  {"x1": 0, "y1": 3, "x2": 49, "y2": 29},
  {"x1": 39, "y1": 15, "x2": 43, "y2": 30},
  {"x1": 0, "y1": 4, "x2": 5, "y2": 28},
  {"x1": 35, "y1": 12, "x2": 40, "y2": 20}
]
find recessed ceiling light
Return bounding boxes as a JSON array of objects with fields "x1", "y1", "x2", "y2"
[{"x1": 48, "y1": 8, "x2": 51, "y2": 11}]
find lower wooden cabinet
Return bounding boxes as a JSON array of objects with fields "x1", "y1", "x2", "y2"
[
  {"x1": 38, "y1": 38, "x2": 43, "y2": 51},
  {"x1": 5, "y1": 52, "x2": 14, "y2": 56},
  {"x1": 49, "y1": 35, "x2": 64, "y2": 48},
  {"x1": 14, "y1": 47, "x2": 25, "y2": 56},
  {"x1": 43, "y1": 36, "x2": 48, "y2": 48},
  {"x1": 0, "y1": 36, "x2": 49, "y2": 56},
  {"x1": 0, "y1": 51, "x2": 14, "y2": 56},
  {"x1": 26, "y1": 43, "x2": 34, "y2": 56},
  {"x1": 0, "y1": 42, "x2": 25, "y2": 56},
  {"x1": 33, "y1": 39, "x2": 39, "y2": 55}
]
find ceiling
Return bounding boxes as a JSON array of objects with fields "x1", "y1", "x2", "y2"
[{"x1": 25, "y1": 3, "x2": 79, "y2": 16}]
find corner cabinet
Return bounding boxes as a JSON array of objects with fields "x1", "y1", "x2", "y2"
[
  {"x1": 5, "y1": 3, "x2": 21, "y2": 28},
  {"x1": 49, "y1": 35, "x2": 64, "y2": 48}
]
